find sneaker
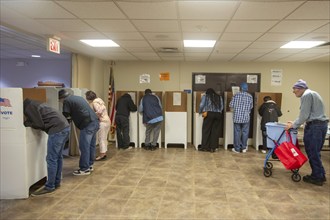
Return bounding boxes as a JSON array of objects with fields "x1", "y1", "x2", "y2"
[
  {"x1": 232, "y1": 148, "x2": 240, "y2": 153},
  {"x1": 303, "y1": 175, "x2": 323, "y2": 186},
  {"x1": 242, "y1": 149, "x2": 247, "y2": 153},
  {"x1": 89, "y1": 166, "x2": 94, "y2": 172},
  {"x1": 261, "y1": 150, "x2": 267, "y2": 154},
  {"x1": 31, "y1": 187, "x2": 55, "y2": 197},
  {"x1": 73, "y1": 169, "x2": 91, "y2": 176}
]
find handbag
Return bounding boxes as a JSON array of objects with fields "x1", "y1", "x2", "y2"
[{"x1": 274, "y1": 131, "x2": 308, "y2": 170}]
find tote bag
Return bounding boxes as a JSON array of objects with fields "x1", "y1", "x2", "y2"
[{"x1": 274, "y1": 131, "x2": 308, "y2": 170}]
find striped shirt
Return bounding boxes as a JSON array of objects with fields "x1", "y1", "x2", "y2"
[{"x1": 229, "y1": 92, "x2": 253, "y2": 123}]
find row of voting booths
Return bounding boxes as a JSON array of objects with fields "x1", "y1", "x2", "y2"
[
  {"x1": 192, "y1": 73, "x2": 283, "y2": 151},
  {"x1": 115, "y1": 91, "x2": 188, "y2": 149},
  {"x1": 0, "y1": 87, "x2": 88, "y2": 199}
]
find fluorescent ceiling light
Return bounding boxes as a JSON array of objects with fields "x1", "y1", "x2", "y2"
[
  {"x1": 80, "y1": 39, "x2": 119, "y2": 47},
  {"x1": 184, "y1": 40, "x2": 216, "y2": 48},
  {"x1": 31, "y1": 55, "x2": 40, "y2": 58},
  {"x1": 280, "y1": 41, "x2": 325, "y2": 49}
]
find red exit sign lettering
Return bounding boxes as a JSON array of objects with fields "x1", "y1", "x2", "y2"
[{"x1": 47, "y1": 38, "x2": 60, "y2": 54}]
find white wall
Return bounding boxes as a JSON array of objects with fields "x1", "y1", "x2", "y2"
[{"x1": 111, "y1": 61, "x2": 329, "y2": 143}]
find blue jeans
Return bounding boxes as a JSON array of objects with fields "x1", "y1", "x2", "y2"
[
  {"x1": 233, "y1": 122, "x2": 250, "y2": 151},
  {"x1": 45, "y1": 127, "x2": 70, "y2": 190},
  {"x1": 79, "y1": 120, "x2": 99, "y2": 171},
  {"x1": 303, "y1": 121, "x2": 328, "y2": 179}
]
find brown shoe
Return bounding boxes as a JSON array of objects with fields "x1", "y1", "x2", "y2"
[{"x1": 95, "y1": 155, "x2": 107, "y2": 161}]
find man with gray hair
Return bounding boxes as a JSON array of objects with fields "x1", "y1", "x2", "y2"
[{"x1": 286, "y1": 79, "x2": 329, "y2": 186}]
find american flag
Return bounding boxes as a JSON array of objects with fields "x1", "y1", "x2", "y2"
[
  {"x1": 0, "y1": 98, "x2": 12, "y2": 107},
  {"x1": 108, "y1": 66, "x2": 116, "y2": 139}
]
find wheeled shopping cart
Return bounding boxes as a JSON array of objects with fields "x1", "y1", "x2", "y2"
[{"x1": 263, "y1": 122, "x2": 305, "y2": 182}]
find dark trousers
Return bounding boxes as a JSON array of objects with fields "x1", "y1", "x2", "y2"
[
  {"x1": 304, "y1": 121, "x2": 327, "y2": 179},
  {"x1": 261, "y1": 130, "x2": 268, "y2": 151},
  {"x1": 115, "y1": 115, "x2": 130, "y2": 148},
  {"x1": 201, "y1": 111, "x2": 221, "y2": 151}
]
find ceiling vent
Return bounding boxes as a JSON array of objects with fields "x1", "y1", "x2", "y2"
[{"x1": 158, "y1": 47, "x2": 179, "y2": 53}]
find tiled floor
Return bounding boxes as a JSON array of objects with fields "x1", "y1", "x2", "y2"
[{"x1": 1, "y1": 144, "x2": 329, "y2": 220}]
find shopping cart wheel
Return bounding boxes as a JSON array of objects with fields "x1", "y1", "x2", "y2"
[
  {"x1": 266, "y1": 162, "x2": 273, "y2": 169},
  {"x1": 291, "y1": 173, "x2": 301, "y2": 182},
  {"x1": 263, "y1": 168, "x2": 272, "y2": 177}
]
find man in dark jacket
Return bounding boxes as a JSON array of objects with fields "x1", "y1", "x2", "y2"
[
  {"x1": 23, "y1": 98, "x2": 70, "y2": 196},
  {"x1": 115, "y1": 93, "x2": 137, "y2": 149},
  {"x1": 258, "y1": 96, "x2": 282, "y2": 153},
  {"x1": 58, "y1": 89, "x2": 99, "y2": 176},
  {"x1": 138, "y1": 89, "x2": 163, "y2": 150}
]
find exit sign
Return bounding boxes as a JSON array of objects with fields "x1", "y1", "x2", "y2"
[{"x1": 47, "y1": 38, "x2": 60, "y2": 54}]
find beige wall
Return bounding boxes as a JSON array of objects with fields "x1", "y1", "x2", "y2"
[
  {"x1": 72, "y1": 54, "x2": 109, "y2": 99},
  {"x1": 72, "y1": 58, "x2": 329, "y2": 143},
  {"x1": 112, "y1": 61, "x2": 329, "y2": 142}
]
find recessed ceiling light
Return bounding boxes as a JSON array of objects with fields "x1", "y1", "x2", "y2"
[
  {"x1": 80, "y1": 39, "x2": 119, "y2": 47},
  {"x1": 280, "y1": 41, "x2": 325, "y2": 49},
  {"x1": 184, "y1": 40, "x2": 216, "y2": 48},
  {"x1": 31, "y1": 55, "x2": 41, "y2": 58}
]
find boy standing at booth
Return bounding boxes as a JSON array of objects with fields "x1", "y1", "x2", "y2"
[{"x1": 23, "y1": 98, "x2": 70, "y2": 196}]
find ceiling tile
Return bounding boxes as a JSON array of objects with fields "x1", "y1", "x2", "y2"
[
  {"x1": 178, "y1": 1, "x2": 239, "y2": 19},
  {"x1": 287, "y1": 1, "x2": 330, "y2": 19},
  {"x1": 84, "y1": 20, "x2": 137, "y2": 32},
  {"x1": 117, "y1": 1, "x2": 177, "y2": 19},
  {"x1": 233, "y1": 1, "x2": 303, "y2": 19},
  {"x1": 2, "y1": 1, "x2": 74, "y2": 19},
  {"x1": 221, "y1": 33, "x2": 263, "y2": 41},
  {"x1": 104, "y1": 32, "x2": 145, "y2": 40},
  {"x1": 132, "y1": 20, "x2": 180, "y2": 32},
  {"x1": 181, "y1": 21, "x2": 227, "y2": 33},
  {"x1": 269, "y1": 20, "x2": 329, "y2": 33},
  {"x1": 37, "y1": 19, "x2": 94, "y2": 32},
  {"x1": 57, "y1": 1, "x2": 125, "y2": 19},
  {"x1": 142, "y1": 33, "x2": 182, "y2": 41},
  {"x1": 226, "y1": 21, "x2": 278, "y2": 32}
]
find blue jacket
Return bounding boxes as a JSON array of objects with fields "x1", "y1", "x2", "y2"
[{"x1": 139, "y1": 94, "x2": 163, "y2": 124}]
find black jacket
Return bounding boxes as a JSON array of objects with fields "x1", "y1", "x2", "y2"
[
  {"x1": 23, "y1": 98, "x2": 69, "y2": 134},
  {"x1": 258, "y1": 100, "x2": 282, "y2": 130},
  {"x1": 115, "y1": 93, "x2": 137, "y2": 117}
]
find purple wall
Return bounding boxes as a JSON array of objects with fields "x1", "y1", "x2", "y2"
[{"x1": 0, "y1": 58, "x2": 71, "y2": 88}]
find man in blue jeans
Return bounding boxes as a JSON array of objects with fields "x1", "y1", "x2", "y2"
[
  {"x1": 286, "y1": 79, "x2": 329, "y2": 186},
  {"x1": 229, "y1": 82, "x2": 253, "y2": 153},
  {"x1": 59, "y1": 89, "x2": 99, "y2": 176},
  {"x1": 23, "y1": 98, "x2": 70, "y2": 196}
]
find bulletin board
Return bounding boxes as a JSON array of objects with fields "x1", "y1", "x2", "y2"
[
  {"x1": 23, "y1": 88, "x2": 47, "y2": 103},
  {"x1": 165, "y1": 91, "x2": 187, "y2": 112}
]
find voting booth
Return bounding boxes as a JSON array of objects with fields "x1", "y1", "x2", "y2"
[
  {"x1": 193, "y1": 91, "x2": 204, "y2": 150},
  {"x1": 164, "y1": 91, "x2": 188, "y2": 149},
  {"x1": 223, "y1": 92, "x2": 234, "y2": 150},
  {"x1": 115, "y1": 91, "x2": 138, "y2": 148},
  {"x1": 253, "y1": 92, "x2": 282, "y2": 150},
  {"x1": 138, "y1": 91, "x2": 163, "y2": 148},
  {"x1": 0, "y1": 88, "x2": 48, "y2": 199}
]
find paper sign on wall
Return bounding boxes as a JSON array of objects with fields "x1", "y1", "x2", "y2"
[
  {"x1": 195, "y1": 75, "x2": 206, "y2": 84},
  {"x1": 173, "y1": 92, "x2": 181, "y2": 106},
  {"x1": 140, "y1": 74, "x2": 150, "y2": 83},
  {"x1": 159, "y1": 72, "x2": 170, "y2": 81},
  {"x1": 271, "y1": 69, "x2": 282, "y2": 86}
]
